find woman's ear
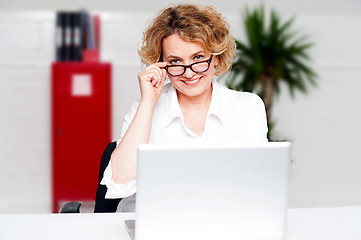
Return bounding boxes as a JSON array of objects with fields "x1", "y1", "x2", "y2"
[{"x1": 214, "y1": 55, "x2": 219, "y2": 67}]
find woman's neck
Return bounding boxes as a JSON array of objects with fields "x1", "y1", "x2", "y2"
[
  {"x1": 176, "y1": 84, "x2": 213, "y2": 137},
  {"x1": 177, "y1": 84, "x2": 213, "y2": 113}
]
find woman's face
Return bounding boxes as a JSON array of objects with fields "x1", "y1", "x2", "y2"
[{"x1": 162, "y1": 34, "x2": 218, "y2": 100}]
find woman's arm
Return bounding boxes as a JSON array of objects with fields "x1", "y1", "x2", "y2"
[{"x1": 110, "y1": 62, "x2": 167, "y2": 184}]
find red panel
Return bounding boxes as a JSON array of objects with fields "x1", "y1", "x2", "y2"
[{"x1": 51, "y1": 62, "x2": 111, "y2": 212}]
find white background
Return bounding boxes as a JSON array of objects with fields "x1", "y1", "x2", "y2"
[{"x1": 0, "y1": 0, "x2": 360, "y2": 212}]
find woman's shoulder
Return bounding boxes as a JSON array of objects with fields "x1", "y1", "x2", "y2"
[
  {"x1": 215, "y1": 81, "x2": 263, "y2": 104},
  {"x1": 213, "y1": 82, "x2": 267, "y2": 130}
]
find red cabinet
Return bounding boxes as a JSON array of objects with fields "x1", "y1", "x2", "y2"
[{"x1": 51, "y1": 62, "x2": 111, "y2": 213}]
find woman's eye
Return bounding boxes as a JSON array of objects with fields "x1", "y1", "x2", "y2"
[
  {"x1": 194, "y1": 55, "x2": 203, "y2": 61},
  {"x1": 170, "y1": 59, "x2": 180, "y2": 64}
]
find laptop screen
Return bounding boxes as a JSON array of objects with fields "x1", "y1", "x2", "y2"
[{"x1": 134, "y1": 142, "x2": 292, "y2": 240}]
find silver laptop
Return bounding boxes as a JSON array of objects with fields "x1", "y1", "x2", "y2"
[{"x1": 126, "y1": 142, "x2": 292, "y2": 240}]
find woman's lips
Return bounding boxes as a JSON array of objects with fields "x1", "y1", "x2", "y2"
[{"x1": 182, "y1": 77, "x2": 201, "y2": 86}]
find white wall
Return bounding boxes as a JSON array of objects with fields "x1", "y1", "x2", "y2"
[
  {"x1": 0, "y1": 1, "x2": 360, "y2": 212},
  {"x1": 1, "y1": 0, "x2": 361, "y2": 15},
  {"x1": 273, "y1": 15, "x2": 361, "y2": 207}
]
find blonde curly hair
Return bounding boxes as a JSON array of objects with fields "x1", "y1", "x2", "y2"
[{"x1": 138, "y1": 4, "x2": 235, "y2": 76}]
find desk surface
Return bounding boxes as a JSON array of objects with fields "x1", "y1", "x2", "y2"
[{"x1": 1, "y1": 206, "x2": 361, "y2": 240}]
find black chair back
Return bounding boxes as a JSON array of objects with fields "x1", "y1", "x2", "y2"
[{"x1": 94, "y1": 141, "x2": 122, "y2": 212}]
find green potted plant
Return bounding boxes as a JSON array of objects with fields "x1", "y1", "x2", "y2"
[{"x1": 226, "y1": 5, "x2": 317, "y2": 139}]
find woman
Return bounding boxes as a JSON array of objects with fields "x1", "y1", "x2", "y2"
[{"x1": 101, "y1": 4, "x2": 268, "y2": 211}]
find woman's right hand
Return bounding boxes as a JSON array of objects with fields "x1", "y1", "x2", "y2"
[
  {"x1": 109, "y1": 62, "x2": 168, "y2": 184},
  {"x1": 137, "y1": 62, "x2": 167, "y2": 104}
]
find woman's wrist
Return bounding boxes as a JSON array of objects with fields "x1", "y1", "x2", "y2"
[{"x1": 139, "y1": 97, "x2": 158, "y2": 111}]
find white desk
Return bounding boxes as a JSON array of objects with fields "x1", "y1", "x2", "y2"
[
  {"x1": 1, "y1": 206, "x2": 360, "y2": 240},
  {"x1": 286, "y1": 206, "x2": 361, "y2": 240}
]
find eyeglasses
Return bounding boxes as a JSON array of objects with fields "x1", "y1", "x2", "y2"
[{"x1": 164, "y1": 55, "x2": 213, "y2": 77}]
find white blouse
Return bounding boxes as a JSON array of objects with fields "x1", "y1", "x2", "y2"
[{"x1": 101, "y1": 81, "x2": 268, "y2": 211}]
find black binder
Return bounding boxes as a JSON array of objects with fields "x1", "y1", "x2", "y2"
[
  {"x1": 55, "y1": 10, "x2": 94, "y2": 62},
  {"x1": 63, "y1": 12, "x2": 72, "y2": 61},
  {"x1": 55, "y1": 12, "x2": 65, "y2": 61},
  {"x1": 71, "y1": 12, "x2": 83, "y2": 61}
]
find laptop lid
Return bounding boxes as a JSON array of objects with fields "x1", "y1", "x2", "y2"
[{"x1": 135, "y1": 142, "x2": 292, "y2": 240}]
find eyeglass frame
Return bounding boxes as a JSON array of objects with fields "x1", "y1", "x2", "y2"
[{"x1": 163, "y1": 55, "x2": 213, "y2": 77}]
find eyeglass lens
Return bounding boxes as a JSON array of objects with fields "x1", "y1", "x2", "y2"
[
  {"x1": 165, "y1": 55, "x2": 213, "y2": 76},
  {"x1": 167, "y1": 62, "x2": 209, "y2": 76}
]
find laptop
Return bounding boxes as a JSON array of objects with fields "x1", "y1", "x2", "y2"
[{"x1": 125, "y1": 142, "x2": 292, "y2": 240}]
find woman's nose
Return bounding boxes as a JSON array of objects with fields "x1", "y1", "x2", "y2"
[{"x1": 182, "y1": 67, "x2": 196, "y2": 78}]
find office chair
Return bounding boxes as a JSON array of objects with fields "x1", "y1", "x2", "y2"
[{"x1": 60, "y1": 141, "x2": 122, "y2": 213}]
